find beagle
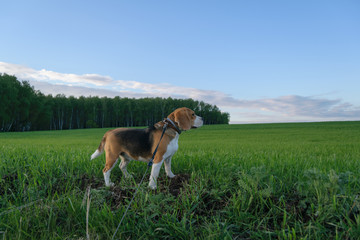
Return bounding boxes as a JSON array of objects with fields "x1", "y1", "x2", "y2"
[{"x1": 90, "y1": 107, "x2": 203, "y2": 189}]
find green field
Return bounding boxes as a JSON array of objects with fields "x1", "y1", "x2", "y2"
[{"x1": 1, "y1": 122, "x2": 360, "y2": 239}]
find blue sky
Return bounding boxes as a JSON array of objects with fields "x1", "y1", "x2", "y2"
[{"x1": 1, "y1": 0, "x2": 360, "y2": 123}]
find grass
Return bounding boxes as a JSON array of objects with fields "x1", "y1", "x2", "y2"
[{"x1": 1, "y1": 121, "x2": 360, "y2": 239}]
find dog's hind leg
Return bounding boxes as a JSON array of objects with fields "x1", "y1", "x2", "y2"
[
  {"x1": 119, "y1": 154, "x2": 132, "y2": 178},
  {"x1": 103, "y1": 151, "x2": 119, "y2": 187}
]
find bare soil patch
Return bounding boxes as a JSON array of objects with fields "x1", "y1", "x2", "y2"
[
  {"x1": 158, "y1": 173, "x2": 191, "y2": 197},
  {"x1": 77, "y1": 173, "x2": 191, "y2": 210}
]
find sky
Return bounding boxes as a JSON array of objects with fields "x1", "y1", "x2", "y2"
[{"x1": 1, "y1": 0, "x2": 360, "y2": 123}]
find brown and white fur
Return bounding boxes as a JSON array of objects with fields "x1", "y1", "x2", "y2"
[{"x1": 90, "y1": 107, "x2": 203, "y2": 189}]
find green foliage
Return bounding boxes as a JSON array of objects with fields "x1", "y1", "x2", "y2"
[
  {"x1": 1, "y1": 122, "x2": 360, "y2": 239},
  {"x1": 0, "y1": 73, "x2": 229, "y2": 132}
]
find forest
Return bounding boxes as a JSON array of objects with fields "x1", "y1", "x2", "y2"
[{"x1": 0, "y1": 73, "x2": 230, "y2": 132}]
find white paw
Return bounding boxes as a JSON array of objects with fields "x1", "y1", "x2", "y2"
[
  {"x1": 106, "y1": 182, "x2": 115, "y2": 187},
  {"x1": 148, "y1": 180, "x2": 157, "y2": 190},
  {"x1": 124, "y1": 173, "x2": 133, "y2": 179},
  {"x1": 167, "y1": 173, "x2": 176, "y2": 178}
]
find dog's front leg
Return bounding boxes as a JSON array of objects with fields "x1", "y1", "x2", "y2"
[
  {"x1": 149, "y1": 159, "x2": 164, "y2": 190},
  {"x1": 164, "y1": 157, "x2": 176, "y2": 178}
]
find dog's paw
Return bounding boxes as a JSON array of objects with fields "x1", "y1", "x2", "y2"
[
  {"x1": 148, "y1": 181, "x2": 157, "y2": 190},
  {"x1": 105, "y1": 182, "x2": 115, "y2": 187},
  {"x1": 124, "y1": 173, "x2": 133, "y2": 179},
  {"x1": 167, "y1": 173, "x2": 176, "y2": 178}
]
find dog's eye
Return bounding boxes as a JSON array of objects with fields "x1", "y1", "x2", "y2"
[{"x1": 192, "y1": 113, "x2": 195, "y2": 116}]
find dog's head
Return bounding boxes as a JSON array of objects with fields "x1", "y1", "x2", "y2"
[{"x1": 168, "y1": 107, "x2": 203, "y2": 131}]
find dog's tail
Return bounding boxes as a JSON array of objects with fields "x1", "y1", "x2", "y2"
[{"x1": 90, "y1": 135, "x2": 106, "y2": 160}]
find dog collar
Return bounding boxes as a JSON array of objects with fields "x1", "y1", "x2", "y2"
[{"x1": 165, "y1": 118, "x2": 182, "y2": 134}]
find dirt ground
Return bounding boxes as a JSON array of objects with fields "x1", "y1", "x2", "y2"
[{"x1": 77, "y1": 173, "x2": 191, "y2": 210}]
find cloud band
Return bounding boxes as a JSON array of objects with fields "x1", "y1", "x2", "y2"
[{"x1": 1, "y1": 62, "x2": 359, "y2": 123}]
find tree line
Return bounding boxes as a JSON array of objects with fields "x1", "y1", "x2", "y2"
[{"x1": 0, "y1": 73, "x2": 230, "y2": 132}]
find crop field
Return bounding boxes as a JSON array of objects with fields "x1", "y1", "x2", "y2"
[{"x1": 1, "y1": 122, "x2": 360, "y2": 239}]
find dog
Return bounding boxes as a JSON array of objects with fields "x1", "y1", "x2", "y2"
[{"x1": 90, "y1": 107, "x2": 203, "y2": 189}]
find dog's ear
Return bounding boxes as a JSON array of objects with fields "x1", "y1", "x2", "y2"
[{"x1": 174, "y1": 109, "x2": 192, "y2": 131}]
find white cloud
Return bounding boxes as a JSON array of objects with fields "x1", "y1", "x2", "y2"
[
  {"x1": 226, "y1": 95, "x2": 360, "y2": 123},
  {"x1": 1, "y1": 62, "x2": 359, "y2": 123},
  {"x1": 0, "y1": 62, "x2": 113, "y2": 86}
]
